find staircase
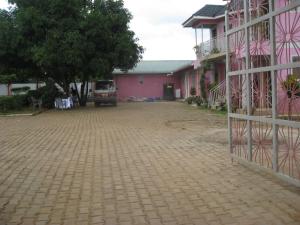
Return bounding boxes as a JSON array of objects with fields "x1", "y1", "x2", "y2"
[{"x1": 208, "y1": 80, "x2": 226, "y2": 109}]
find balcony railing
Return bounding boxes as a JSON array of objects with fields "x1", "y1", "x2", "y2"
[
  {"x1": 195, "y1": 35, "x2": 226, "y2": 61},
  {"x1": 208, "y1": 80, "x2": 226, "y2": 108}
]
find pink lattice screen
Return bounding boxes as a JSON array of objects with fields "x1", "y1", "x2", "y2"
[{"x1": 226, "y1": 0, "x2": 300, "y2": 184}]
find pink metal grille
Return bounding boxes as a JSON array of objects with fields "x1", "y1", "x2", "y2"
[
  {"x1": 228, "y1": 0, "x2": 244, "y2": 29},
  {"x1": 249, "y1": 20, "x2": 271, "y2": 69},
  {"x1": 275, "y1": 6, "x2": 300, "y2": 121},
  {"x1": 250, "y1": 0, "x2": 270, "y2": 20},
  {"x1": 275, "y1": 7, "x2": 300, "y2": 65},
  {"x1": 251, "y1": 72, "x2": 272, "y2": 116},
  {"x1": 232, "y1": 118, "x2": 248, "y2": 159},
  {"x1": 278, "y1": 125, "x2": 300, "y2": 179},
  {"x1": 277, "y1": 69, "x2": 300, "y2": 121},
  {"x1": 227, "y1": 0, "x2": 300, "y2": 183},
  {"x1": 229, "y1": 30, "x2": 246, "y2": 71},
  {"x1": 252, "y1": 121, "x2": 273, "y2": 168},
  {"x1": 230, "y1": 75, "x2": 247, "y2": 114}
]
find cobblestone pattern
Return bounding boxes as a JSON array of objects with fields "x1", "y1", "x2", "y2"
[{"x1": 0, "y1": 102, "x2": 299, "y2": 225}]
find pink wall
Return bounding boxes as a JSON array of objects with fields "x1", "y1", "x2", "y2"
[
  {"x1": 177, "y1": 68, "x2": 200, "y2": 98},
  {"x1": 114, "y1": 74, "x2": 181, "y2": 101},
  {"x1": 180, "y1": 75, "x2": 186, "y2": 98},
  {"x1": 216, "y1": 21, "x2": 225, "y2": 37}
]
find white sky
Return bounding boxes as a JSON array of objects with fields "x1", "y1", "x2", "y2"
[{"x1": 0, "y1": 0, "x2": 225, "y2": 60}]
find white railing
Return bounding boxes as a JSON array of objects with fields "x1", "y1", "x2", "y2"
[
  {"x1": 195, "y1": 35, "x2": 226, "y2": 61},
  {"x1": 208, "y1": 80, "x2": 226, "y2": 108}
]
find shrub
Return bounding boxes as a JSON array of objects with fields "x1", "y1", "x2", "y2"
[
  {"x1": 11, "y1": 86, "x2": 31, "y2": 95},
  {"x1": 219, "y1": 101, "x2": 227, "y2": 112},
  {"x1": 190, "y1": 87, "x2": 196, "y2": 96},
  {"x1": 25, "y1": 81, "x2": 64, "y2": 109},
  {"x1": 0, "y1": 95, "x2": 28, "y2": 112},
  {"x1": 194, "y1": 96, "x2": 203, "y2": 106},
  {"x1": 211, "y1": 48, "x2": 220, "y2": 54},
  {"x1": 186, "y1": 97, "x2": 194, "y2": 104},
  {"x1": 281, "y1": 74, "x2": 300, "y2": 98},
  {"x1": 15, "y1": 95, "x2": 28, "y2": 107},
  {"x1": 27, "y1": 90, "x2": 40, "y2": 99},
  {"x1": 37, "y1": 81, "x2": 64, "y2": 109}
]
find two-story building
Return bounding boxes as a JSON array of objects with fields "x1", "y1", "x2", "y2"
[{"x1": 183, "y1": 4, "x2": 227, "y2": 107}]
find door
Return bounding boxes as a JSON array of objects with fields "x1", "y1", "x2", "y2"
[{"x1": 163, "y1": 83, "x2": 175, "y2": 101}]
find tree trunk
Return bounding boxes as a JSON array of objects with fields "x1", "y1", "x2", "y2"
[
  {"x1": 79, "y1": 80, "x2": 87, "y2": 106},
  {"x1": 64, "y1": 82, "x2": 70, "y2": 96},
  {"x1": 36, "y1": 79, "x2": 39, "y2": 90},
  {"x1": 73, "y1": 81, "x2": 81, "y2": 105},
  {"x1": 7, "y1": 83, "x2": 11, "y2": 96}
]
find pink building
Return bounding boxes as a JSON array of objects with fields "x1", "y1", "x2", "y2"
[
  {"x1": 113, "y1": 60, "x2": 197, "y2": 101},
  {"x1": 183, "y1": 4, "x2": 227, "y2": 107}
]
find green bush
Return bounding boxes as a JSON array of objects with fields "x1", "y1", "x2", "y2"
[
  {"x1": 0, "y1": 95, "x2": 28, "y2": 112},
  {"x1": 194, "y1": 96, "x2": 203, "y2": 106},
  {"x1": 27, "y1": 90, "x2": 40, "y2": 99},
  {"x1": 190, "y1": 87, "x2": 196, "y2": 96},
  {"x1": 220, "y1": 101, "x2": 227, "y2": 111},
  {"x1": 37, "y1": 81, "x2": 64, "y2": 109},
  {"x1": 186, "y1": 96, "x2": 204, "y2": 106},
  {"x1": 186, "y1": 96, "x2": 194, "y2": 104},
  {"x1": 11, "y1": 86, "x2": 31, "y2": 95}
]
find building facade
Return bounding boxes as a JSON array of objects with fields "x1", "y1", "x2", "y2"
[
  {"x1": 113, "y1": 60, "x2": 195, "y2": 101},
  {"x1": 183, "y1": 4, "x2": 227, "y2": 107}
]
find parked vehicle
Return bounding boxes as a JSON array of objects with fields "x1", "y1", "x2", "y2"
[{"x1": 94, "y1": 80, "x2": 117, "y2": 106}]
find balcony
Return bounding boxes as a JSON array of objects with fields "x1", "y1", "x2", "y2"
[{"x1": 195, "y1": 35, "x2": 226, "y2": 62}]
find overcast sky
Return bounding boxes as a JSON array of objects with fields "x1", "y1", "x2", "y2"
[{"x1": 0, "y1": 0, "x2": 225, "y2": 60}]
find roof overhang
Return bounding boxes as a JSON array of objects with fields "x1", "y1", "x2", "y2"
[
  {"x1": 113, "y1": 64, "x2": 195, "y2": 76},
  {"x1": 202, "y1": 52, "x2": 226, "y2": 62},
  {"x1": 172, "y1": 64, "x2": 194, "y2": 74},
  {"x1": 182, "y1": 15, "x2": 225, "y2": 28}
]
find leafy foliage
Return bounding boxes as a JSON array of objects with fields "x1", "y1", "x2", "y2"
[
  {"x1": 0, "y1": 74, "x2": 16, "y2": 84},
  {"x1": 1, "y1": 0, "x2": 143, "y2": 106},
  {"x1": 186, "y1": 96, "x2": 203, "y2": 106},
  {"x1": 190, "y1": 87, "x2": 196, "y2": 96},
  {"x1": 32, "y1": 80, "x2": 64, "y2": 109},
  {"x1": 200, "y1": 61, "x2": 211, "y2": 102},
  {"x1": 0, "y1": 95, "x2": 28, "y2": 112},
  {"x1": 11, "y1": 86, "x2": 31, "y2": 94}
]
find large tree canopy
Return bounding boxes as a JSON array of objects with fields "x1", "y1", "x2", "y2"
[{"x1": 1, "y1": 0, "x2": 143, "y2": 105}]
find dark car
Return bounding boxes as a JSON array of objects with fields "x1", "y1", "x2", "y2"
[{"x1": 94, "y1": 80, "x2": 117, "y2": 106}]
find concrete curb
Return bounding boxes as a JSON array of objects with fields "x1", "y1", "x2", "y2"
[{"x1": 0, "y1": 110, "x2": 43, "y2": 117}]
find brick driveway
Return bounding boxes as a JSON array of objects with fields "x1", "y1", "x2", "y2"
[{"x1": 0, "y1": 102, "x2": 300, "y2": 225}]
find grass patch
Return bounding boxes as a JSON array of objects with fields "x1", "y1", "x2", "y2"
[{"x1": 198, "y1": 106, "x2": 227, "y2": 116}]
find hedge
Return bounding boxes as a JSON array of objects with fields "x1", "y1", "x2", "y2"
[{"x1": 0, "y1": 95, "x2": 28, "y2": 112}]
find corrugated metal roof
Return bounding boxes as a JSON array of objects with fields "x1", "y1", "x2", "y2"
[{"x1": 113, "y1": 60, "x2": 194, "y2": 75}]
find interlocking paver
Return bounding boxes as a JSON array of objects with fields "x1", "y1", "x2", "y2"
[{"x1": 0, "y1": 102, "x2": 299, "y2": 225}]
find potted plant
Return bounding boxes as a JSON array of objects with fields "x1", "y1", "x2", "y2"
[
  {"x1": 190, "y1": 87, "x2": 196, "y2": 96},
  {"x1": 281, "y1": 74, "x2": 300, "y2": 120},
  {"x1": 281, "y1": 74, "x2": 300, "y2": 98},
  {"x1": 186, "y1": 97, "x2": 193, "y2": 104}
]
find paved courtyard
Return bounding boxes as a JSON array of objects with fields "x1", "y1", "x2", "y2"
[{"x1": 0, "y1": 102, "x2": 299, "y2": 225}]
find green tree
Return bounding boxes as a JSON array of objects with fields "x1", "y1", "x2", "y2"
[
  {"x1": 0, "y1": 74, "x2": 16, "y2": 95},
  {"x1": 6, "y1": 0, "x2": 143, "y2": 106},
  {"x1": 0, "y1": 8, "x2": 44, "y2": 86}
]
